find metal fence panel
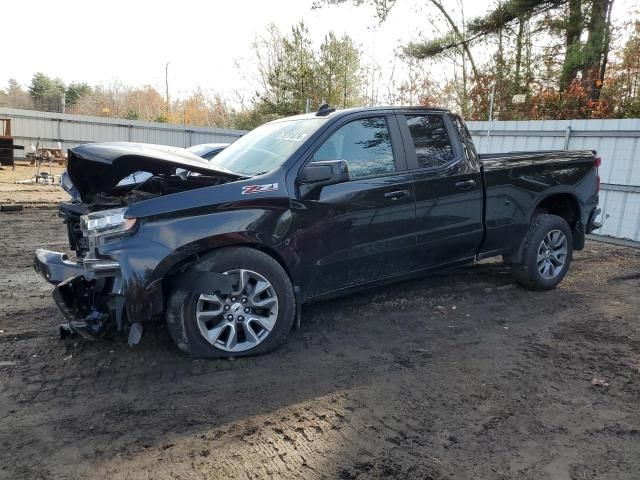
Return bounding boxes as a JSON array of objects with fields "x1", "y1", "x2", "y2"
[
  {"x1": 468, "y1": 118, "x2": 640, "y2": 244},
  {"x1": 0, "y1": 108, "x2": 246, "y2": 155},
  {"x1": 598, "y1": 189, "x2": 640, "y2": 240},
  {"x1": 2, "y1": 109, "x2": 638, "y2": 244}
]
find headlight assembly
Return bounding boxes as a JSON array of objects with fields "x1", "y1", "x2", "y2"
[{"x1": 80, "y1": 208, "x2": 137, "y2": 238}]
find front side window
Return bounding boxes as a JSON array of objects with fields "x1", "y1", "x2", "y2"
[
  {"x1": 405, "y1": 115, "x2": 454, "y2": 169},
  {"x1": 313, "y1": 116, "x2": 395, "y2": 179}
]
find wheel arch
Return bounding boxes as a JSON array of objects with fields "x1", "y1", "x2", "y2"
[
  {"x1": 162, "y1": 241, "x2": 294, "y2": 285},
  {"x1": 530, "y1": 191, "x2": 582, "y2": 230},
  {"x1": 505, "y1": 191, "x2": 583, "y2": 264}
]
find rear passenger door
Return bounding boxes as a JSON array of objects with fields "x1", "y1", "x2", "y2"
[
  {"x1": 397, "y1": 112, "x2": 484, "y2": 268},
  {"x1": 294, "y1": 114, "x2": 417, "y2": 298}
]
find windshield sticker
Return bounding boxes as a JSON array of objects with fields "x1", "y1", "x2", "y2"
[
  {"x1": 242, "y1": 183, "x2": 279, "y2": 195},
  {"x1": 277, "y1": 132, "x2": 308, "y2": 142}
]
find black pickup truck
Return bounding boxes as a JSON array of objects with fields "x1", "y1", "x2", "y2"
[{"x1": 34, "y1": 106, "x2": 601, "y2": 357}]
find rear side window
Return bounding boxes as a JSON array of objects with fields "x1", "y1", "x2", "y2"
[
  {"x1": 314, "y1": 116, "x2": 395, "y2": 179},
  {"x1": 405, "y1": 115, "x2": 454, "y2": 169},
  {"x1": 451, "y1": 114, "x2": 478, "y2": 164}
]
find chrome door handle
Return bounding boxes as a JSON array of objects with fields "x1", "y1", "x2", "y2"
[
  {"x1": 384, "y1": 190, "x2": 410, "y2": 200},
  {"x1": 455, "y1": 179, "x2": 476, "y2": 190}
]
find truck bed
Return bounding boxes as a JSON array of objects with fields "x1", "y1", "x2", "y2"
[{"x1": 477, "y1": 149, "x2": 599, "y2": 258}]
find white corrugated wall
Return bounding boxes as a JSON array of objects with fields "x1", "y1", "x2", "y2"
[
  {"x1": 468, "y1": 119, "x2": 640, "y2": 244},
  {"x1": 3, "y1": 108, "x2": 638, "y2": 244},
  {"x1": 0, "y1": 107, "x2": 246, "y2": 155}
]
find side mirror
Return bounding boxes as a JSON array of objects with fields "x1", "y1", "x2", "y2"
[{"x1": 300, "y1": 160, "x2": 350, "y2": 187}]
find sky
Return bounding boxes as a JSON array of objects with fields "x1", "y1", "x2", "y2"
[{"x1": 3, "y1": 0, "x2": 637, "y2": 105}]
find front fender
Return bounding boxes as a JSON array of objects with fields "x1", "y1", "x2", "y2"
[{"x1": 98, "y1": 206, "x2": 295, "y2": 322}]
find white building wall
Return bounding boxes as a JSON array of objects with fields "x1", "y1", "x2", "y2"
[
  {"x1": 468, "y1": 118, "x2": 640, "y2": 244},
  {"x1": 0, "y1": 107, "x2": 246, "y2": 155}
]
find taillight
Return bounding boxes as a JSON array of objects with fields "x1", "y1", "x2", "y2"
[
  {"x1": 595, "y1": 157, "x2": 602, "y2": 168},
  {"x1": 595, "y1": 156, "x2": 601, "y2": 192}
]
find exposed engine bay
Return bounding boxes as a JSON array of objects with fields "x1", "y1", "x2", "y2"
[
  {"x1": 62, "y1": 171, "x2": 234, "y2": 257},
  {"x1": 58, "y1": 142, "x2": 245, "y2": 258},
  {"x1": 88, "y1": 171, "x2": 231, "y2": 207}
]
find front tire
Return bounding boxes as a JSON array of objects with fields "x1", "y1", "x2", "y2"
[
  {"x1": 166, "y1": 247, "x2": 295, "y2": 358},
  {"x1": 510, "y1": 214, "x2": 573, "y2": 291}
]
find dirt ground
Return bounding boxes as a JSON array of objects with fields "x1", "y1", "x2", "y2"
[
  {"x1": 0, "y1": 208, "x2": 639, "y2": 480},
  {"x1": 0, "y1": 163, "x2": 69, "y2": 206}
]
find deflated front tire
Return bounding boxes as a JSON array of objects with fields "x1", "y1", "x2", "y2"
[{"x1": 166, "y1": 247, "x2": 296, "y2": 358}]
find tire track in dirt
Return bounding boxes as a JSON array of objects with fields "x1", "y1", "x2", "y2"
[{"x1": 1, "y1": 209, "x2": 639, "y2": 479}]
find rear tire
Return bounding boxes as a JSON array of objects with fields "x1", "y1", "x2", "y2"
[
  {"x1": 166, "y1": 247, "x2": 295, "y2": 358},
  {"x1": 510, "y1": 214, "x2": 573, "y2": 291}
]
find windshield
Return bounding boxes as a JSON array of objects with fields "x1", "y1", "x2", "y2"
[
  {"x1": 187, "y1": 144, "x2": 225, "y2": 159},
  {"x1": 187, "y1": 144, "x2": 215, "y2": 157},
  {"x1": 210, "y1": 118, "x2": 326, "y2": 175}
]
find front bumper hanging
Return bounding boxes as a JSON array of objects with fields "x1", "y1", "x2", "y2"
[
  {"x1": 34, "y1": 249, "x2": 84, "y2": 284},
  {"x1": 34, "y1": 248, "x2": 236, "y2": 343},
  {"x1": 34, "y1": 249, "x2": 124, "y2": 340}
]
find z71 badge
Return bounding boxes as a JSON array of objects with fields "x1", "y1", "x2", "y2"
[{"x1": 241, "y1": 183, "x2": 279, "y2": 195}]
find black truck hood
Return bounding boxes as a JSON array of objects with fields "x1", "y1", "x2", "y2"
[{"x1": 67, "y1": 142, "x2": 241, "y2": 201}]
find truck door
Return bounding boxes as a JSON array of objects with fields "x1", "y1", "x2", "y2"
[
  {"x1": 292, "y1": 113, "x2": 417, "y2": 299},
  {"x1": 397, "y1": 111, "x2": 484, "y2": 267}
]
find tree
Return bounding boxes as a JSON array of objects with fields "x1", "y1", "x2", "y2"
[
  {"x1": 581, "y1": 0, "x2": 615, "y2": 98},
  {"x1": 123, "y1": 85, "x2": 166, "y2": 120},
  {"x1": 251, "y1": 22, "x2": 363, "y2": 117},
  {"x1": 2, "y1": 79, "x2": 33, "y2": 109},
  {"x1": 231, "y1": 107, "x2": 271, "y2": 131},
  {"x1": 312, "y1": 0, "x2": 397, "y2": 21},
  {"x1": 315, "y1": 0, "x2": 478, "y2": 114},
  {"x1": 318, "y1": 32, "x2": 362, "y2": 108},
  {"x1": 462, "y1": 0, "x2": 615, "y2": 97},
  {"x1": 389, "y1": 54, "x2": 438, "y2": 106},
  {"x1": 605, "y1": 19, "x2": 640, "y2": 116},
  {"x1": 405, "y1": 0, "x2": 479, "y2": 78},
  {"x1": 559, "y1": 0, "x2": 584, "y2": 90},
  {"x1": 253, "y1": 24, "x2": 287, "y2": 113},
  {"x1": 279, "y1": 21, "x2": 318, "y2": 114},
  {"x1": 28, "y1": 72, "x2": 65, "y2": 111},
  {"x1": 171, "y1": 88, "x2": 233, "y2": 128},
  {"x1": 65, "y1": 82, "x2": 92, "y2": 108}
]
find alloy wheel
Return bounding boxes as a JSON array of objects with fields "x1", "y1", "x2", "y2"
[
  {"x1": 195, "y1": 269, "x2": 279, "y2": 352},
  {"x1": 537, "y1": 229, "x2": 568, "y2": 279}
]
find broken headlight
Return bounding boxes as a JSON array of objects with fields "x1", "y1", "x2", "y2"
[
  {"x1": 80, "y1": 208, "x2": 137, "y2": 238},
  {"x1": 60, "y1": 171, "x2": 79, "y2": 199}
]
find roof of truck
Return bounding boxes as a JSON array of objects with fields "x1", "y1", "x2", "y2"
[{"x1": 272, "y1": 105, "x2": 452, "y2": 123}]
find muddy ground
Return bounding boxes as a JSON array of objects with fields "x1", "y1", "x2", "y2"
[
  {"x1": 0, "y1": 208, "x2": 639, "y2": 480},
  {"x1": 0, "y1": 163, "x2": 68, "y2": 206}
]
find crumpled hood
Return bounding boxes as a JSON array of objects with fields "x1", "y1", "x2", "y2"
[{"x1": 67, "y1": 142, "x2": 241, "y2": 201}]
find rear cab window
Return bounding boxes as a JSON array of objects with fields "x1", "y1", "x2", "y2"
[
  {"x1": 404, "y1": 114, "x2": 454, "y2": 169},
  {"x1": 450, "y1": 113, "x2": 479, "y2": 165}
]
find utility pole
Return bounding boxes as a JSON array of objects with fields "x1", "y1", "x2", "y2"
[
  {"x1": 165, "y1": 62, "x2": 171, "y2": 115},
  {"x1": 487, "y1": 82, "x2": 496, "y2": 151}
]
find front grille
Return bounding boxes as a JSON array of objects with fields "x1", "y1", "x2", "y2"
[
  {"x1": 66, "y1": 216, "x2": 87, "y2": 256},
  {"x1": 59, "y1": 202, "x2": 89, "y2": 257}
]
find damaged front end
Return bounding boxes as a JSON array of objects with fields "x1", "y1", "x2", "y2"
[
  {"x1": 53, "y1": 274, "x2": 124, "y2": 340},
  {"x1": 34, "y1": 142, "x2": 243, "y2": 344},
  {"x1": 34, "y1": 207, "x2": 135, "y2": 342},
  {"x1": 34, "y1": 250, "x2": 126, "y2": 340}
]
